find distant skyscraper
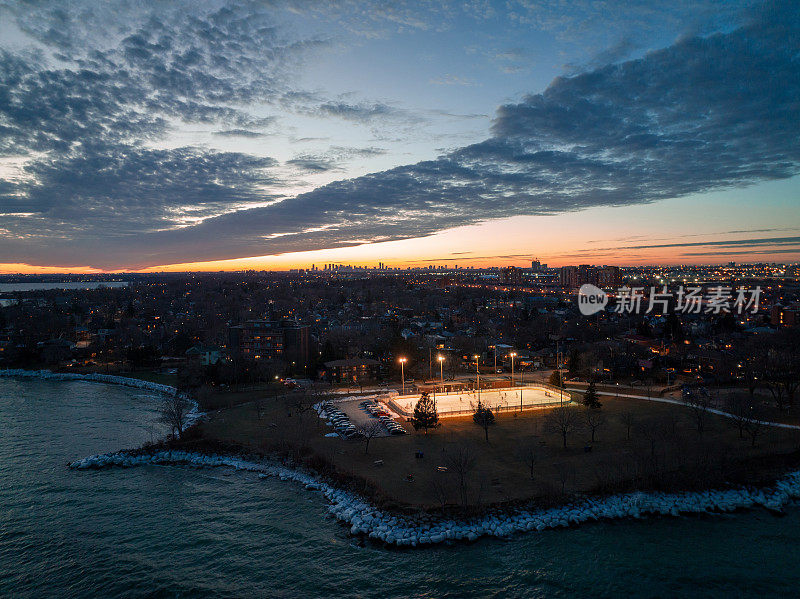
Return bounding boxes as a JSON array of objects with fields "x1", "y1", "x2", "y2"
[{"x1": 559, "y1": 266, "x2": 579, "y2": 287}]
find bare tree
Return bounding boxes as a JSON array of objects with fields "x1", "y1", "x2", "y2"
[
  {"x1": 159, "y1": 394, "x2": 194, "y2": 439},
  {"x1": 751, "y1": 335, "x2": 800, "y2": 414},
  {"x1": 761, "y1": 351, "x2": 790, "y2": 413},
  {"x1": 359, "y1": 420, "x2": 383, "y2": 454},
  {"x1": 664, "y1": 404, "x2": 681, "y2": 437},
  {"x1": 682, "y1": 389, "x2": 710, "y2": 435},
  {"x1": 445, "y1": 445, "x2": 477, "y2": 507},
  {"x1": 515, "y1": 441, "x2": 538, "y2": 480},
  {"x1": 726, "y1": 393, "x2": 750, "y2": 439},
  {"x1": 429, "y1": 474, "x2": 452, "y2": 508},
  {"x1": 726, "y1": 392, "x2": 767, "y2": 447},
  {"x1": 556, "y1": 462, "x2": 576, "y2": 495},
  {"x1": 734, "y1": 341, "x2": 760, "y2": 400},
  {"x1": 743, "y1": 407, "x2": 766, "y2": 447},
  {"x1": 544, "y1": 406, "x2": 581, "y2": 449},
  {"x1": 636, "y1": 417, "x2": 667, "y2": 460},
  {"x1": 583, "y1": 407, "x2": 607, "y2": 443},
  {"x1": 254, "y1": 395, "x2": 265, "y2": 420},
  {"x1": 289, "y1": 390, "x2": 318, "y2": 448},
  {"x1": 620, "y1": 409, "x2": 635, "y2": 441},
  {"x1": 288, "y1": 390, "x2": 316, "y2": 419},
  {"x1": 644, "y1": 376, "x2": 655, "y2": 400}
]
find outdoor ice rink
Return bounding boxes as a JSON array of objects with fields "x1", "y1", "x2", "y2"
[{"x1": 390, "y1": 385, "x2": 567, "y2": 418}]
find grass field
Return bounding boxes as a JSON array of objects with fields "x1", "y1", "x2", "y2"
[
  {"x1": 197, "y1": 391, "x2": 800, "y2": 510},
  {"x1": 194, "y1": 383, "x2": 288, "y2": 411},
  {"x1": 111, "y1": 370, "x2": 178, "y2": 387}
]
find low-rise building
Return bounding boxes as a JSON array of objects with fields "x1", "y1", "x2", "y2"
[
  {"x1": 320, "y1": 358, "x2": 380, "y2": 384},
  {"x1": 185, "y1": 345, "x2": 223, "y2": 365},
  {"x1": 228, "y1": 320, "x2": 311, "y2": 369}
]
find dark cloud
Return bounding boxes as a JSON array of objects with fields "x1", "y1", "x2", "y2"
[
  {"x1": 572, "y1": 236, "x2": 800, "y2": 257},
  {"x1": 286, "y1": 146, "x2": 387, "y2": 172},
  {"x1": 213, "y1": 129, "x2": 270, "y2": 138},
  {"x1": 1, "y1": 146, "x2": 278, "y2": 235},
  {"x1": 617, "y1": 237, "x2": 800, "y2": 251},
  {"x1": 313, "y1": 101, "x2": 423, "y2": 124},
  {"x1": 681, "y1": 247, "x2": 800, "y2": 256},
  {"x1": 0, "y1": 3, "x2": 320, "y2": 158},
  {"x1": 507, "y1": 0, "x2": 755, "y2": 44},
  {"x1": 0, "y1": 0, "x2": 406, "y2": 266},
  {"x1": 286, "y1": 156, "x2": 339, "y2": 173},
  {"x1": 121, "y1": 5, "x2": 795, "y2": 269},
  {"x1": 586, "y1": 227, "x2": 800, "y2": 245},
  {"x1": 573, "y1": 37, "x2": 641, "y2": 72},
  {"x1": 0, "y1": 1, "x2": 798, "y2": 269}
]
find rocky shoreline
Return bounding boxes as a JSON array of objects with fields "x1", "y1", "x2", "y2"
[
  {"x1": 8, "y1": 369, "x2": 800, "y2": 547},
  {"x1": 0, "y1": 368, "x2": 202, "y2": 425},
  {"x1": 69, "y1": 448, "x2": 800, "y2": 547}
]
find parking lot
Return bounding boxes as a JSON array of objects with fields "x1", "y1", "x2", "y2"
[{"x1": 321, "y1": 397, "x2": 407, "y2": 438}]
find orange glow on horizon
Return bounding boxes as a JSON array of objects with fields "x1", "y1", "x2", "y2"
[
  {"x1": 0, "y1": 263, "x2": 107, "y2": 275},
  {"x1": 2, "y1": 193, "x2": 798, "y2": 274}
]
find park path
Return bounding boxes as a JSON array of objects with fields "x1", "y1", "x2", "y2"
[{"x1": 565, "y1": 388, "x2": 800, "y2": 431}]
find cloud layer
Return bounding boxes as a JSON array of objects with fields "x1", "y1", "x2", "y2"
[{"x1": 0, "y1": 1, "x2": 797, "y2": 268}]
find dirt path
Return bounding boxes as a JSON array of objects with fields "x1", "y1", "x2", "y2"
[{"x1": 567, "y1": 387, "x2": 800, "y2": 431}]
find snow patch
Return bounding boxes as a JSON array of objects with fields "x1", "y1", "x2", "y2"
[{"x1": 68, "y1": 449, "x2": 800, "y2": 547}]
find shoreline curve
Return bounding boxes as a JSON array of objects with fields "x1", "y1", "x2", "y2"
[
  {"x1": 0, "y1": 368, "x2": 202, "y2": 426},
  {"x1": 69, "y1": 448, "x2": 800, "y2": 547}
]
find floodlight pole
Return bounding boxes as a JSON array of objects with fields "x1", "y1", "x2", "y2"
[{"x1": 474, "y1": 355, "x2": 481, "y2": 404}]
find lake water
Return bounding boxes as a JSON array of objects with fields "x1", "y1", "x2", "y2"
[
  {"x1": 1, "y1": 377, "x2": 799, "y2": 598},
  {"x1": 0, "y1": 281, "x2": 128, "y2": 292}
]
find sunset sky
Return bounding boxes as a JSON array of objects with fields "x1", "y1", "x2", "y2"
[{"x1": 0, "y1": 0, "x2": 798, "y2": 273}]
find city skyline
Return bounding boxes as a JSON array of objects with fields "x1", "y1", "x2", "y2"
[{"x1": 0, "y1": 0, "x2": 798, "y2": 273}]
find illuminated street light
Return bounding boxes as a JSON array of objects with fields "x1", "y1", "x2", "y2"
[
  {"x1": 474, "y1": 354, "x2": 481, "y2": 402},
  {"x1": 399, "y1": 357, "x2": 407, "y2": 395},
  {"x1": 509, "y1": 351, "x2": 521, "y2": 412}
]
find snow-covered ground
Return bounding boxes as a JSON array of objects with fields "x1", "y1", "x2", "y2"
[
  {"x1": 69, "y1": 448, "x2": 800, "y2": 547},
  {"x1": 325, "y1": 387, "x2": 397, "y2": 395},
  {"x1": 392, "y1": 386, "x2": 563, "y2": 417}
]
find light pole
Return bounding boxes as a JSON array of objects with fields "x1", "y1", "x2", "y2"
[
  {"x1": 510, "y1": 351, "x2": 518, "y2": 412},
  {"x1": 436, "y1": 354, "x2": 445, "y2": 414},
  {"x1": 474, "y1": 354, "x2": 481, "y2": 404},
  {"x1": 399, "y1": 357, "x2": 407, "y2": 395}
]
